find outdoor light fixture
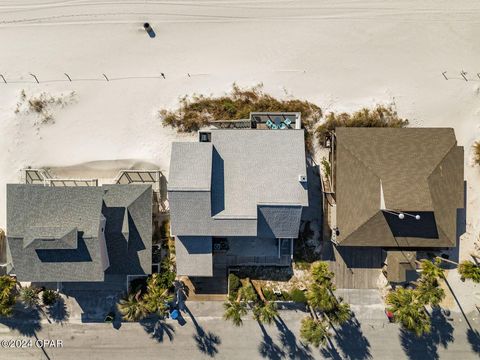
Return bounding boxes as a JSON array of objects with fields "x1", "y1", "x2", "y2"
[{"x1": 387, "y1": 210, "x2": 421, "y2": 220}]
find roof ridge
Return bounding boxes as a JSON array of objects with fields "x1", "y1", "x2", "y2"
[
  {"x1": 124, "y1": 185, "x2": 152, "y2": 209},
  {"x1": 339, "y1": 210, "x2": 394, "y2": 245},
  {"x1": 337, "y1": 141, "x2": 382, "y2": 181},
  {"x1": 426, "y1": 141, "x2": 458, "y2": 181}
]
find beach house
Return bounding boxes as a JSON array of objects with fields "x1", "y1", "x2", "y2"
[
  {"x1": 5, "y1": 184, "x2": 152, "y2": 284},
  {"x1": 168, "y1": 129, "x2": 309, "y2": 278},
  {"x1": 333, "y1": 127, "x2": 464, "y2": 282}
]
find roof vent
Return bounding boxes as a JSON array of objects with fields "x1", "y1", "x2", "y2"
[
  {"x1": 298, "y1": 175, "x2": 307, "y2": 183},
  {"x1": 199, "y1": 132, "x2": 211, "y2": 142}
]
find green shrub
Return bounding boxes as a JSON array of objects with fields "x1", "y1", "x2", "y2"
[
  {"x1": 294, "y1": 261, "x2": 312, "y2": 271},
  {"x1": 473, "y1": 141, "x2": 480, "y2": 166},
  {"x1": 159, "y1": 84, "x2": 322, "y2": 153},
  {"x1": 158, "y1": 258, "x2": 176, "y2": 290},
  {"x1": 281, "y1": 291, "x2": 292, "y2": 301},
  {"x1": 290, "y1": 288, "x2": 307, "y2": 303},
  {"x1": 42, "y1": 290, "x2": 59, "y2": 306},
  {"x1": 316, "y1": 105, "x2": 408, "y2": 143},
  {"x1": 19, "y1": 286, "x2": 39, "y2": 308},
  {"x1": 321, "y1": 157, "x2": 331, "y2": 178},
  {"x1": 228, "y1": 273, "x2": 241, "y2": 298},
  {"x1": 0, "y1": 275, "x2": 17, "y2": 317}
]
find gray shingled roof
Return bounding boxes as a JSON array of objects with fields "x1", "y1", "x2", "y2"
[
  {"x1": 169, "y1": 142, "x2": 213, "y2": 191},
  {"x1": 6, "y1": 184, "x2": 152, "y2": 282},
  {"x1": 168, "y1": 129, "x2": 309, "y2": 237},
  {"x1": 175, "y1": 236, "x2": 213, "y2": 276},
  {"x1": 336, "y1": 127, "x2": 464, "y2": 248}
]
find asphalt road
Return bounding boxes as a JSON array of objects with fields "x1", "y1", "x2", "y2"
[{"x1": 0, "y1": 301, "x2": 479, "y2": 360}]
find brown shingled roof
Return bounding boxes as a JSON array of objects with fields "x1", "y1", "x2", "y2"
[{"x1": 336, "y1": 127, "x2": 464, "y2": 248}]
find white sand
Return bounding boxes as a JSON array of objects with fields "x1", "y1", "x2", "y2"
[{"x1": 1, "y1": 0, "x2": 480, "y2": 271}]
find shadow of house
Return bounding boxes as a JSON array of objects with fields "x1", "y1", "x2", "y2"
[
  {"x1": 103, "y1": 206, "x2": 145, "y2": 276},
  {"x1": 296, "y1": 162, "x2": 323, "y2": 263},
  {"x1": 399, "y1": 308, "x2": 454, "y2": 360},
  {"x1": 334, "y1": 247, "x2": 385, "y2": 269},
  {"x1": 211, "y1": 147, "x2": 225, "y2": 216},
  {"x1": 442, "y1": 180, "x2": 467, "y2": 268},
  {"x1": 35, "y1": 234, "x2": 92, "y2": 263},
  {"x1": 333, "y1": 314, "x2": 371, "y2": 360},
  {"x1": 383, "y1": 211, "x2": 438, "y2": 239}
]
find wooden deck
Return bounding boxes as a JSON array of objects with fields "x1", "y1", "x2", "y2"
[{"x1": 323, "y1": 242, "x2": 385, "y2": 289}]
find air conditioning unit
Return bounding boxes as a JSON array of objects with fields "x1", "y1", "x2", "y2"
[{"x1": 298, "y1": 175, "x2": 307, "y2": 183}]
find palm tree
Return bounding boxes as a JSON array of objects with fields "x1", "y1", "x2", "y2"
[
  {"x1": 142, "y1": 274, "x2": 172, "y2": 316},
  {"x1": 253, "y1": 301, "x2": 278, "y2": 325},
  {"x1": 386, "y1": 287, "x2": 431, "y2": 336},
  {"x1": 223, "y1": 300, "x2": 248, "y2": 327},
  {"x1": 307, "y1": 282, "x2": 336, "y2": 312},
  {"x1": 117, "y1": 292, "x2": 148, "y2": 321},
  {"x1": 415, "y1": 278, "x2": 445, "y2": 307},
  {"x1": 41, "y1": 290, "x2": 59, "y2": 307},
  {"x1": 325, "y1": 300, "x2": 351, "y2": 325},
  {"x1": 458, "y1": 260, "x2": 480, "y2": 283},
  {"x1": 0, "y1": 276, "x2": 17, "y2": 317},
  {"x1": 300, "y1": 316, "x2": 331, "y2": 348},
  {"x1": 311, "y1": 261, "x2": 335, "y2": 288},
  {"x1": 237, "y1": 282, "x2": 258, "y2": 303},
  {"x1": 418, "y1": 259, "x2": 444, "y2": 282},
  {"x1": 19, "y1": 286, "x2": 39, "y2": 308},
  {"x1": 0, "y1": 276, "x2": 16, "y2": 302},
  {"x1": 143, "y1": 287, "x2": 171, "y2": 316}
]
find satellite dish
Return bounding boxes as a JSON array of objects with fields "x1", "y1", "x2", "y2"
[
  {"x1": 398, "y1": 213, "x2": 405, "y2": 220},
  {"x1": 415, "y1": 215, "x2": 421, "y2": 220}
]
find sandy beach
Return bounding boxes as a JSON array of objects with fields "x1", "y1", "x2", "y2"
[{"x1": 0, "y1": 0, "x2": 479, "y2": 265}]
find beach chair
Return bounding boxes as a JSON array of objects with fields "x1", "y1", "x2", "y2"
[
  {"x1": 284, "y1": 118, "x2": 292, "y2": 127},
  {"x1": 266, "y1": 119, "x2": 273, "y2": 129},
  {"x1": 279, "y1": 123, "x2": 287, "y2": 130},
  {"x1": 271, "y1": 123, "x2": 278, "y2": 130}
]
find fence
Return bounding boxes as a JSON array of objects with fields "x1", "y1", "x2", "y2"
[
  {"x1": 0, "y1": 72, "x2": 188, "y2": 85},
  {"x1": 441, "y1": 71, "x2": 480, "y2": 81},
  {"x1": 226, "y1": 255, "x2": 291, "y2": 267}
]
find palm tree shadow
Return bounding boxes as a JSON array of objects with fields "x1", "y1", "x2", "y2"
[
  {"x1": 320, "y1": 342, "x2": 343, "y2": 360},
  {"x1": 140, "y1": 315, "x2": 175, "y2": 343},
  {"x1": 467, "y1": 329, "x2": 480, "y2": 354},
  {"x1": 258, "y1": 322, "x2": 286, "y2": 360},
  {"x1": 334, "y1": 314, "x2": 372, "y2": 359},
  {"x1": 0, "y1": 304, "x2": 42, "y2": 337},
  {"x1": 46, "y1": 298, "x2": 70, "y2": 324},
  {"x1": 184, "y1": 305, "x2": 221, "y2": 357},
  {"x1": 400, "y1": 308, "x2": 454, "y2": 360},
  {"x1": 274, "y1": 316, "x2": 313, "y2": 359}
]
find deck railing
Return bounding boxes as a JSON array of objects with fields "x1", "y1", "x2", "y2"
[{"x1": 225, "y1": 255, "x2": 291, "y2": 266}]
